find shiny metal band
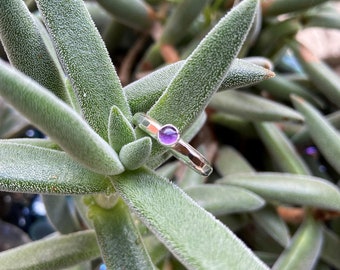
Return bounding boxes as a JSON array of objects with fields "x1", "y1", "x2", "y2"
[{"x1": 133, "y1": 113, "x2": 213, "y2": 176}]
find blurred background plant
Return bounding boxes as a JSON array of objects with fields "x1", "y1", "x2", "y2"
[{"x1": 0, "y1": 0, "x2": 339, "y2": 269}]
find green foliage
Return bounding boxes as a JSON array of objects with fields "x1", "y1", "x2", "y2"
[
  {"x1": 36, "y1": 0, "x2": 132, "y2": 139},
  {"x1": 272, "y1": 216, "x2": 323, "y2": 270},
  {"x1": 0, "y1": 0, "x2": 339, "y2": 269},
  {"x1": 0, "y1": 231, "x2": 100, "y2": 270},
  {"x1": 89, "y1": 198, "x2": 155, "y2": 269},
  {"x1": 119, "y1": 137, "x2": 152, "y2": 170},
  {"x1": 113, "y1": 168, "x2": 268, "y2": 269},
  {"x1": 0, "y1": 0, "x2": 67, "y2": 101}
]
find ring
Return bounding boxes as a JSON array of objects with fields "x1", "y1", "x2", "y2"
[{"x1": 133, "y1": 113, "x2": 213, "y2": 176}]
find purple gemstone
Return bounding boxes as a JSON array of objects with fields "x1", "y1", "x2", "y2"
[{"x1": 158, "y1": 124, "x2": 180, "y2": 146}]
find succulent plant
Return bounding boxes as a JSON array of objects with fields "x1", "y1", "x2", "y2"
[{"x1": 0, "y1": 0, "x2": 339, "y2": 269}]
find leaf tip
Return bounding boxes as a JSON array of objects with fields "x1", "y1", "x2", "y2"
[
  {"x1": 290, "y1": 94, "x2": 304, "y2": 105},
  {"x1": 266, "y1": 70, "x2": 276, "y2": 80}
]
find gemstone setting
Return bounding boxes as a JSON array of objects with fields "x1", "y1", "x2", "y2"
[{"x1": 158, "y1": 124, "x2": 180, "y2": 146}]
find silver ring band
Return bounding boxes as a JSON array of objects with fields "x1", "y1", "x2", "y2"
[{"x1": 133, "y1": 113, "x2": 213, "y2": 176}]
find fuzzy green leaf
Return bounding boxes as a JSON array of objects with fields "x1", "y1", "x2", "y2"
[
  {"x1": 0, "y1": 0, "x2": 67, "y2": 101},
  {"x1": 251, "y1": 206, "x2": 290, "y2": 247},
  {"x1": 89, "y1": 199, "x2": 155, "y2": 270},
  {"x1": 215, "y1": 146, "x2": 254, "y2": 176},
  {"x1": 219, "y1": 173, "x2": 340, "y2": 210},
  {"x1": 125, "y1": 61, "x2": 183, "y2": 114},
  {"x1": 220, "y1": 59, "x2": 275, "y2": 90},
  {"x1": 210, "y1": 90, "x2": 303, "y2": 122},
  {"x1": 125, "y1": 58, "x2": 273, "y2": 114},
  {"x1": 0, "y1": 61, "x2": 123, "y2": 175},
  {"x1": 0, "y1": 143, "x2": 112, "y2": 194},
  {"x1": 36, "y1": 0, "x2": 131, "y2": 139},
  {"x1": 291, "y1": 95, "x2": 340, "y2": 174},
  {"x1": 119, "y1": 137, "x2": 152, "y2": 170},
  {"x1": 108, "y1": 105, "x2": 136, "y2": 152},
  {"x1": 0, "y1": 230, "x2": 100, "y2": 270},
  {"x1": 112, "y1": 168, "x2": 269, "y2": 270},
  {"x1": 147, "y1": 0, "x2": 259, "y2": 132},
  {"x1": 185, "y1": 184, "x2": 265, "y2": 215},
  {"x1": 255, "y1": 122, "x2": 311, "y2": 175},
  {"x1": 0, "y1": 138, "x2": 59, "y2": 150},
  {"x1": 272, "y1": 216, "x2": 323, "y2": 270}
]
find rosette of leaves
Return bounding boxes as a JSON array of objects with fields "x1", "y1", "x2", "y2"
[{"x1": 0, "y1": 0, "x2": 339, "y2": 270}]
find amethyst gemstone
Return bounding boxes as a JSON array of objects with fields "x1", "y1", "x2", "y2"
[{"x1": 158, "y1": 124, "x2": 180, "y2": 146}]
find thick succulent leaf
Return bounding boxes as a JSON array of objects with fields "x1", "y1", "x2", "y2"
[
  {"x1": 292, "y1": 111, "x2": 340, "y2": 146},
  {"x1": 147, "y1": 0, "x2": 259, "y2": 133},
  {"x1": 112, "y1": 168, "x2": 269, "y2": 270},
  {"x1": 160, "y1": 0, "x2": 209, "y2": 44},
  {"x1": 0, "y1": 0, "x2": 67, "y2": 101},
  {"x1": 125, "y1": 61, "x2": 184, "y2": 114},
  {"x1": 272, "y1": 216, "x2": 323, "y2": 270},
  {"x1": 89, "y1": 199, "x2": 155, "y2": 270},
  {"x1": 184, "y1": 184, "x2": 265, "y2": 215},
  {"x1": 0, "y1": 98, "x2": 28, "y2": 138},
  {"x1": 210, "y1": 112, "x2": 257, "y2": 137},
  {"x1": 304, "y1": 11, "x2": 340, "y2": 29},
  {"x1": 292, "y1": 95, "x2": 340, "y2": 174},
  {"x1": 33, "y1": 16, "x2": 62, "y2": 71},
  {"x1": 257, "y1": 74, "x2": 324, "y2": 108},
  {"x1": 251, "y1": 206, "x2": 290, "y2": 247},
  {"x1": 0, "y1": 61, "x2": 124, "y2": 175},
  {"x1": 0, "y1": 138, "x2": 59, "y2": 150},
  {"x1": 43, "y1": 195, "x2": 82, "y2": 234},
  {"x1": 220, "y1": 59, "x2": 274, "y2": 89},
  {"x1": 108, "y1": 105, "x2": 136, "y2": 152},
  {"x1": 178, "y1": 165, "x2": 206, "y2": 189},
  {"x1": 119, "y1": 137, "x2": 152, "y2": 170},
  {"x1": 210, "y1": 90, "x2": 303, "y2": 122},
  {"x1": 215, "y1": 146, "x2": 254, "y2": 176},
  {"x1": 255, "y1": 122, "x2": 311, "y2": 175},
  {"x1": 143, "y1": 235, "x2": 169, "y2": 266},
  {"x1": 321, "y1": 228, "x2": 340, "y2": 269},
  {"x1": 0, "y1": 230, "x2": 100, "y2": 270},
  {"x1": 97, "y1": 0, "x2": 154, "y2": 31},
  {"x1": 155, "y1": 162, "x2": 179, "y2": 179},
  {"x1": 36, "y1": 0, "x2": 131, "y2": 139},
  {"x1": 289, "y1": 41, "x2": 340, "y2": 106},
  {"x1": 125, "y1": 59, "x2": 273, "y2": 114},
  {"x1": 219, "y1": 173, "x2": 340, "y2": 211},
  {"x1": 65, "y1": 78, "x2": 82, "y2": 113},
  {"x1": 0, "y1": 143, "x2": 113, "y2": 194},
  {"x1": 263, "y1": 0, "x2": 329, "y2": 16}
]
